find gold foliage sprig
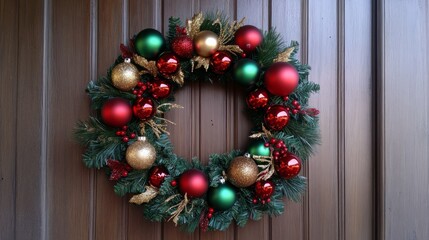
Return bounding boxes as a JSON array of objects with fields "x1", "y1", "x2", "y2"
[
  {"x1": 129, "y1": 185, "x2": 159, "y2": 204},
  {"x1": 186, "y1": 12, "x2": 204, "y2": 39},
  {"x1": 273, "y1": 46, "x2": 295, "y2": 63},
  {"x1": 133, "y1": 54, "x2": 158, "y2": 77}
]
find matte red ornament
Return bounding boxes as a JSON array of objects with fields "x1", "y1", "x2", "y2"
[
  {"x1": 275, "y1": 153, "x2": 302, "y2": 179},
  {"x1": 150, "y1": 79, "x2": 171, "y2": 99},
  {"x1": 246, "y1": 88, "x2": 269, "y2": 109},
  {"x1": 133, "y1": 97, "x2": 156, "y2": 120},
  {"x1": 264, "y1": 62, "x2": 299, "y2": 96},
  {"x1": 101, "y1": 98, "x2": 132, "y2": 127},
  {"x1": 178, "y1": 169, "x2": 209, "y2": 198},
  {"x1": 234, "y1": 25, "x2": 263, "y2": 53},
  {"x1": 171, "y1": 35, "x2": 194, "y2": 59},
  {"x1": 264, "y1": 105, "x2": 289, "y2": 130},
  {"x1": 156, "y1": 52, "x2": 179, "y2": 75},
  {"x1": 255, "y1": 180, "x2": 275, "y2": 200},
  {"x1": 148, "y1": 165, "x2": 169, "y2": 188},
  {"x1": 210, "y1": 51, "x2": 233, "y2": 74}
]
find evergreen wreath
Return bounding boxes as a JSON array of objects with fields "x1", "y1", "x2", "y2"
[{"x1": 75, "y1": 12, "x2": 320, "y2": 232}]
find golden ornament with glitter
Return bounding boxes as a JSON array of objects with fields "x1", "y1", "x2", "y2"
[
  {"x1": 227, "y1": 155, "x2": 259, "y2": 188},
  {"x1": 111, "y1": 59, "x2": 140, "y2": 91},
  {"x1": 125, "y1": 136, "x2": 156, "y2": 170}
]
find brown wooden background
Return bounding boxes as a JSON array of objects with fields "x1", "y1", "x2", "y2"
[{"x1": 0, "y1": 0, "x2": 427, "y2": 239}]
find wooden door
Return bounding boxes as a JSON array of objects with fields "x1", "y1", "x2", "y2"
[{"x1": 1, "y1": 0, "x2": 376, "y2": 239}]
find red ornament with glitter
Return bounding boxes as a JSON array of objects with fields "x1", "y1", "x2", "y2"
[
  {"x1": 133, "y1": 97, "x2": 156, "y2": 120},
  {"x1": 246, "y1": 88, "x2": 269, "y2": 110},
  {"x1": 101, "y1": 98, "x2": 133, "y2": 128},
  {"x1": 156, "y1": 52, "x2": 180, "y2": 75},
  {"x1": 275, "y1": 153, "x2": 302, "y2": 179},
  {"x1": 107, "y1": 159, "x2": 133, "y2": 181},
  {"x1": 171, "y1": 35, "x2": 194, "y2": 59},
  {"x1": 148, "y1": 165, "x2": 169, "y2": 188},
  {"x1": 264, "y1": 105, "x2": 289, "y2": 130},
  {"x1": 210, "y1": 51, "x2": 233, "y2": 74}
]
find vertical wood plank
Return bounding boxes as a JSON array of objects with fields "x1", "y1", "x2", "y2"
[
  {"x1": 163, "y1": 0, "x2": 200, "y2": 239},
  {"x1": 127, "y1": 1, "x2": 163, "y2": 240},
  {"x1": 236, "y1": 1, "x2": 270, "y2": 239},
  {"x1": 94, "y1": 0, "x2": 128, "y2": 239},
  {"x1": 15, "y1": 0, "x2": 46, "y2": 239},
  {"x1": 0, "y1": 0, "x2": 18, "y2": 239},
  {"x1": 48, "y1": 0, "x2": 91, "y2": 239},
  {"x1": 308, "y1": 0, "x2": 339, "y2": 239},
  {"x1": 270, "y1": 1, "x2": 305, "y2": 239},
  {"x1": 380, "y1": 1, "x2": 429, "y2": 239},
  {"x1": 344, "y1": 0, "x2": 374, "y2": 239}
]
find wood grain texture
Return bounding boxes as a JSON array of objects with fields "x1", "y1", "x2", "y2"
[
  {"x1": 95, "y1": 0, "x2": 128, "y2": 239},
  {"x1": 308, "y1": 0, "x2": 339, "y2": 239},
  {"x1": 14, "y1": 0, "x2": 46, "y2": 239},
  {"x1": 0, "y1": 0, "x2": 18, "y2": 239},
  {"x1": 47, "y1": 0, "x2": 91, "y2": 239},
  {"x1": 380, "y1": 1, "x2": 429, "y2": 239},
  {"x1": 344, "y1": 0, "x2": 374, "y2": 239}
]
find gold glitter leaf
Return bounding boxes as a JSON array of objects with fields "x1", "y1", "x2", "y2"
[
  {"x1": 186, "y1": 12, "x2": 204, "y2": 39},
  {"x1": 273, "y1": 47, "x2": 295, "y2": 63},
  {"x1": 191, "y1": 56, "x2": 210, "y2": 72},
  {"x1": 213, "y1": 17, "x2": 245, "y2": 45},
  {"x1": 133, "y1": 54, "x2": 158, "y2": 77},
  {"x1": 218, "y1": 44, "x2": 243, "y2": 55},
  {"x1": 169, "y1": 68, "x2": 185, "y2": 86},
  {"x1": 129, "y1": 185, "x2": 159, "y2": 205}
]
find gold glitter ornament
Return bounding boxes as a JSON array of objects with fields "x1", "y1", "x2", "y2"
[
  {"x1": 111, "y1": 59, "x2": 140, "y2": 91},
  {"x1": 227, "y1": 155, "x2": 259, "y2": 188},
  {"x1": 125, "y1": 136, "x2": 156, "y2": 170},
  {"x1": 194, "y1": 31, "x2": 219, "y2": 57}
]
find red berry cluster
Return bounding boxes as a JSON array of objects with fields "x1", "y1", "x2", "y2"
[
  {"x1": 115, "y1": 125, "x2": 136, "y2": 143},
  {"x1": 107, "y1": 159, "x2": 133, "y2": 181},
  {"x1": 252, "y1": 197, "x2": 271, "y2": 205},
  {"x1": 264, "y1": 138, "x2": 288, "y2": 161},
  {"x1": 132, "y1": 82, "x2": 148, "y2": 99},
  {"x1": 207, "y1": 207, "x2": 214, "y2": 219},
  {"x1": 282, "y1": 96, "x2": 302, "y2": 115}
]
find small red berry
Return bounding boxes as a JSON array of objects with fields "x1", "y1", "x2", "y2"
[
  {"x1": 292, "y1": 100, "x2": 299, "y2": 106},
  {"x1": 269, "y1": 138, "x2": 277, "y2": 144},
  {"x1": 171, "y1": 180, "x2": 177, "y2": 187},
  {"x1": 261, "y1": 200, "x2": 266, "y2": 204},
  {"x1": 275, "y1": 142, "x2": 283, "y2": 148},
  {"x1": 208, "y1": 208, "x2": 214, "y2": 214},
  {"x1": 132, "y1": 90, "x2": 138, "y2": 95},
  {"x1": 286, "y1": 107, "x2": 290, "y2": 112},
  {"x1": 241, "y1": 53, "x2": 247, "y2": 58},
  {"x1": 122, "y1": 125, "x2": 128, "y2": 131},
  {"x1": 252, "y1": 199, "x2": 258, "y2": 204},
  {"x1": 129, "y1": 133, "x2": 136, "y2": 139},
  {"x1": 296, "y1": 105, "x2": 301, "y2": 110},
  {"x1": 264, "y1": 142, "x2": 270, "y2": 147},
  {"x1": 273, "y1": 151, "x2": 280, "y2": 156},
  {"x1": 207, "y1": 213, "x2": 213, "y2": 219},
  {"x1": 141, "y1": 85, "x2": 147, "y2": 91},
  {"x1": 116, "y1": 130, "x2": 122, "y2": 136},
  {"x1": 283, "y1": 96, "x2": 289, "y2": 101},
  {"x1": 137, "y1": 94, "x2": 142, "y2": 98},
  {"x1": 292, "y1": 109, "x2": 299, "y2": 114},
  {"x1": 137, "y1": 82, "x2": 144, "y2": 87},
  {"x1": 122, "y1": 136, "x2": 129, "y2": 143},
  {"x1": 121, "y1": 170, "x2": 128, "y2": 177},
  {"x1": 266, "y1": 198, "x2": 271, "y2": 203}
]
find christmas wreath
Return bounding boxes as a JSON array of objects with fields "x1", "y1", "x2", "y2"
[{"x1": 75, "y1": 13, "x2": 320, "y2": 232}]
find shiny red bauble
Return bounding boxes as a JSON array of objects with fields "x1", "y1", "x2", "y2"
[
  {"x1": 156, "y1": 52, "x2": 179, "y2": 75},
  {"x1": 178, "y1": 169, "x2": 209, "y2": 198},
  {"x1": 210, "y1": 51, "x2": 233, "y2": 74},
  {"x1": 264, "y1": 105, "x2": 290, "y2": 130},
  {"x1": 246, "y1": 88, "x2": 269, "y2": 110},
  {"x1": 171, "y1": 35, "x2": 194, "y2": 59},
  {"x1": 275, "y1": 153, "x2": 302, "y2": 179},
  {"x1": 150, "y1": 79, "x2": 171, "y2": 99},
  {"x1": 234, "y1": 25, "x2": 263, "y2": 53},
  {"x1": 148, "y1": 165, "x2": 169, "y2": 188},
  {"x1": 101, "y1": 98, "x2": 132, "y2": 127},
  {"x1": 264, "y1": 62, "x2": 299, "y2": 96},
  {"x1": 132, "y1": 97, "x2": 156, "y2": 120},
  {"x1": 255, "y1": 180, "x2": 275, "y2": 200}
]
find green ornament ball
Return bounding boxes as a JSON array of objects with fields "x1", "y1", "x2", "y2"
[
  {"x1": 135, "y1": 28, "x2": 166, "y2": 60},
  {"x1": 248, "y1": 139, "x2": 270, "y2": 156},
  {"x1": 233, "y1": 59, "x2": 260, "y2": 85},
  {"x1": 207, "y1": 183, "x2": 237, "y2": 211}
]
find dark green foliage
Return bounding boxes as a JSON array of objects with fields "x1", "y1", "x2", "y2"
[{"x1": 74, "y1": 14, "x2": 320, "y2": 232}]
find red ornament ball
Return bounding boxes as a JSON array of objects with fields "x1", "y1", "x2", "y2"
[
  {"x1": 101, "y1": 98, "x2": 132, "y2": 127},
  {"x1": 210, "y1": 51, "x2": 233, "y2": 74},
  {"x1": 275, "y1": 153, "x2": 302, "y2": 179},
  {"x1": 149, "y1": 165, "x2": 169, "y2": 188},
  {"x1": 264, "y1": 105, "x2": 290, "y2": 130},
  {"x1": 255, "y1": 180, "x2": 275, "y2": 200},
  {"x1": 150, "y1": 79, "x2": 171, "y2": 99},
  {"x1": 171, "y1": 35, "x2": 194, "y2": 59},
  {"x1": 246, "y1": 88, "x2": 269, "y2": 110},
  {"x1": 132, "y1": 97, "x2": 156, "y2": 120},
  {"x1": 264, "y1": 62, "x2": 299, "y2": 96},
  {"x1": 156, "y1": 52, "x2": 179, "y2": 76},
  {"x1": 234, "y1": 25, "x2": 263, "y2": 53},
  {"x1": 178, "y1": 169, "x2": 209, "y2": 198}
]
